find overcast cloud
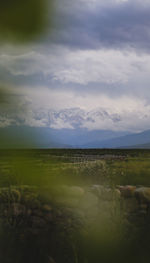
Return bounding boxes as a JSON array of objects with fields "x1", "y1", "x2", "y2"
[{"x1": 1, "y1": 0, "x2": 150, "y2": 132}]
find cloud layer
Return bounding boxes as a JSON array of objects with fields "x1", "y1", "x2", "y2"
[
  {"x1": 51, "y1": 0, "x2": 150, "y2": 52},
  {"x1": 0, "y1": 0, "x2": 150, "y2": 133}
]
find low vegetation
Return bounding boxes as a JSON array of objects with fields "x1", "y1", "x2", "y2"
[{"x1": 0, "y1": 149, "x2": 150, "y2": 263}]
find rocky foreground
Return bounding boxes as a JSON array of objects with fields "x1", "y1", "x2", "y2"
[{"x1": 0, "y1": 184, "x2": 150, "y2": 263}]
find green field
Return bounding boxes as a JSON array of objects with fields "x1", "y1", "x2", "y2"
[
  {"x1": 0, "y1": 149, "x2": 150, "y2": 263},
  {"x1": 0, "y1": 149, "x2": 150, "y2": 188}
]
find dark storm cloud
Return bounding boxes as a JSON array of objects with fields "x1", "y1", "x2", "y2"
[{"x1": 48, "y1": 0, "x2": 150, "y2": 52}]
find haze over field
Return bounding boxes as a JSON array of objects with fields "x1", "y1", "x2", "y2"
[{"x1": 1, "y1": 0, "x2": 150, "y2": 147}]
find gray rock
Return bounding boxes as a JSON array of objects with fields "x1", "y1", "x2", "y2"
[
  {"x1": 117, "y1": 185, "x2": 136, "y2": 198},
  {"x1": 91, "y1": 185, "x2": 120, "y2": 201},
  {"x1": 134, "y1": 187, "x2": 150, "y2": 205}
]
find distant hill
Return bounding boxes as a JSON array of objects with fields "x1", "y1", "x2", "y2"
[
  {"x1": 1, "y1": 126, "x2": 150, "y2": 149},
  {"x1": 49, "y1": 128, "x2": 130, "y2": 146},
  {"x1": 80, "y1": 129, "x2": 150, "y2": 148},
  {"x1": 123, "y1": 142, "x2": 150, "y2": 149},
  {"x1": 0, "y1": 126, "x2": 130, "y2": 149},
  {"x1": 0, "y1": 126, "x2": 70, "y2": 149}
]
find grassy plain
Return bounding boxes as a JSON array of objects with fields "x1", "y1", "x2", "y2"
[{"x1": 1, "y1": 148, "x2": 150, "y2": 186}]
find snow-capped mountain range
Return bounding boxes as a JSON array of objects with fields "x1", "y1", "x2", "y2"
[
  {"x1": 30, "y1": 107, "x2": 122, "y2": 130},
  {"x1": 1, "y1": 106, "x2": 150, "y2": 148},
  {"x1": 1, "y1": 105, "x2": 150, "y2": 132}
]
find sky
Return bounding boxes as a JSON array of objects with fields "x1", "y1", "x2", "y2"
[{"x1": 1, "y1": 0, "x2": 150, "y2": 132}]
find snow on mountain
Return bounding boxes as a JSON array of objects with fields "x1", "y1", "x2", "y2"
[
  {"x1": 32, "y1": 107, "x2": 122, "y2": 130},
  {"x1": 0, "y1": 105, "x2": 150, "y2": 133}
]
